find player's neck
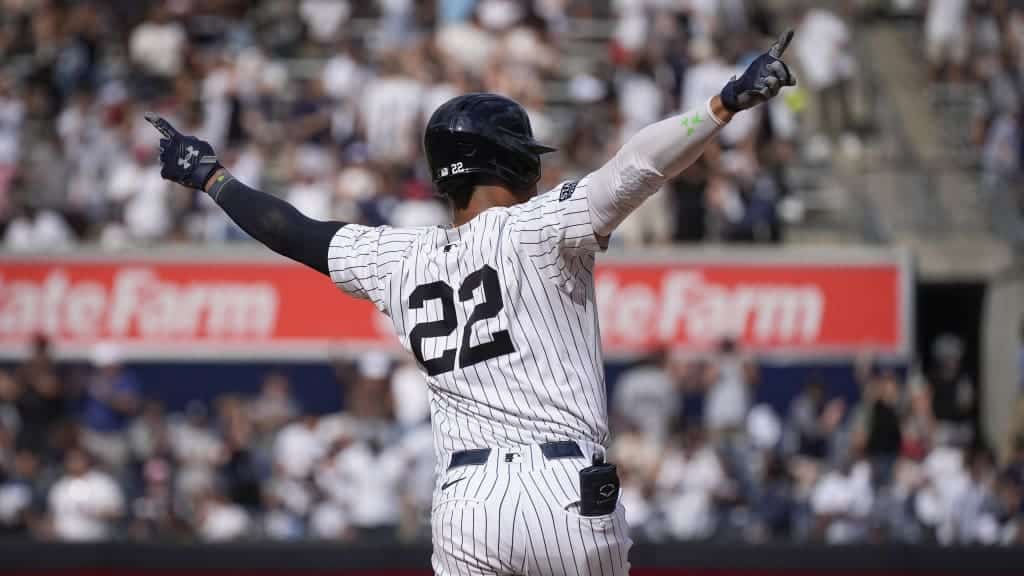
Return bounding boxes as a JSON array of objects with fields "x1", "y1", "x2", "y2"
[{"x1": 451, "y1": 185, "x2": 524, "y2": 227}]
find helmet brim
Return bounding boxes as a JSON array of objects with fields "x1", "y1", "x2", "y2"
[{"x1": 528, "y1": 141, "x2": 558, "y2": 154}]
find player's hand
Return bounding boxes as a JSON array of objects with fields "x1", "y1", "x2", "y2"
[
  {"x1": 719, "y1": 30, "x2": 797, "y2": 113},
  {"x1": 144, "y1": 112, "x2": 223, "y2": 190}
]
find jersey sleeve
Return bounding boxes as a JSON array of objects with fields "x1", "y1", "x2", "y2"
[
  {"x1": 327, "y1": 224, "x2": 417, "y2": 313},
  {"x1": 508, "y1": 177, "x2": 604, "y2": 285}
]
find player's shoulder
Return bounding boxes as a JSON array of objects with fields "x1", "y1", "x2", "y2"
[
  {"x1": 332, "y1": 223, "x2": 433, "y2": 253},
  {"x1": 508, "y1": 177, "x2": 591, "y2": 220}
]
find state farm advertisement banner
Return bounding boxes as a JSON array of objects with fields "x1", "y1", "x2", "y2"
[
  {"x1": 0, "y1": 252, "x2": 910, "y2": 359},
  {"x1": 595, "y1": 260, "x2": 908, "y2": 355}
]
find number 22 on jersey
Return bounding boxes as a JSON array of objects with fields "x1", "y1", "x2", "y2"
[{"x1": 408, "y1": 264, "x2": 515, "y2": 376}]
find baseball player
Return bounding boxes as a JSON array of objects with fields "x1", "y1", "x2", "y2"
[{"x1": 147, "y1": 32, "x2": 795, "y2": 575}]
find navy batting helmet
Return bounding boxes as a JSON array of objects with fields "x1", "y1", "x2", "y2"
[{"x1": 424, "y1": 93, "x2": 556, "y2": 194}]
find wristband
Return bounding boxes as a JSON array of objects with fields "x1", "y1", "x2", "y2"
[{"x1": 206, "y1": 171, "x2": 236, "y2": 202}]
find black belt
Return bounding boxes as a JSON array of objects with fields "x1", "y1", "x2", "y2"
[{"x1": 447, "y1": 441, "x2": 584, "y2": 470}]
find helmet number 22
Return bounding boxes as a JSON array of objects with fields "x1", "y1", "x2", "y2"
[{"x1": 408, "y1": 265, "x2": 515, "y2": 376}]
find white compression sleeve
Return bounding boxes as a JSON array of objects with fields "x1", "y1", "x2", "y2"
[{"x1": 588, "y1": 97, "x2": 726, "y2": 236}]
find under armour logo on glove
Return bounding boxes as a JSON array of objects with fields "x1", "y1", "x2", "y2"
[
  {"x1": 178, "y1": 145, "x2": 199, "y2": 170},
  {"x1": 720, "y1": 30, "x2": 797, "y2": 112},
  {"x1": 145, "y1": 112, "x2": 223, "y2": 191}
]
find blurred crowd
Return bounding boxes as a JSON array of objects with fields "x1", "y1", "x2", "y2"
[
  {"x1": 0, "y1": 0, "x2": 864, "y2": 251},
  {"x1": 0, "y1": 337, "x2": 437, "y2": 542},
  {"x1": 927, "y1": 0, "x2": 1023, "y2": 170},
  {"x1": 2, "y1": 332, "x2": 1023, "y2": 546},
  {"x1": 610, "y1": 335, "x2": 1024, "y2": 546},
  {"x1": 925, "y1": 0, "x2": 1024, "y2": 240}
]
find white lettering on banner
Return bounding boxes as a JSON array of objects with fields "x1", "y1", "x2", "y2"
[
  {"x1": 596, "y1": 271, "x2": 824, "y2": 346},
  {"x1": 0, "y1": 269, "x2": 279, "y2": 339},
  {"x1": 42, "y1": 271, "x2": 68, "y2": 335},
  {"x1": 66, "y1": 282, "x2": 105, "y2": 337},
  {"x1": 0, "y1": 279, "x2": 39, "y2": 335}
]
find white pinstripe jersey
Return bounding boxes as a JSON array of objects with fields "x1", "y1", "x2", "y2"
[{"x1": 328, "y1": 177, "x2": 608, "y2": 456}]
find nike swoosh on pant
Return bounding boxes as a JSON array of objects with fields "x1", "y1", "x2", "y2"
[{"x1": 441, "y1": 478, "x2": 466, "y2": 491}]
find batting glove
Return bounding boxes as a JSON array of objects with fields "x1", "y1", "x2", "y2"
[
  {"x1": 145, "y1": 112, "x2": 223, "y2": 190},
  {"x1": 720, "y1": 30, "x2": 797, "y2": 113}
]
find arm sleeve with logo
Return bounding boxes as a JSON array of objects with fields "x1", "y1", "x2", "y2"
[
  {"x1": 587, "y1": 98, "x2": 726, "y2": 236},
  {"x1": 327, "y1": 224, "x2": 419, "y2": 313}
]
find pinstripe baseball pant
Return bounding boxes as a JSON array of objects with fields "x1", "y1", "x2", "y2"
[{"x1": 431, "y1": 442, "x2": 632, "y2": 575}]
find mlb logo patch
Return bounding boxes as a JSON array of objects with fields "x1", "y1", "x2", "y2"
[{"x1": 559, "y1": 180, "x2": 579, "y2": 201}]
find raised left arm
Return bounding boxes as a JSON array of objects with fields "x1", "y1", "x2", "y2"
[{"x1": 587, "y1": 31, "x2": 796, "y2": 237}]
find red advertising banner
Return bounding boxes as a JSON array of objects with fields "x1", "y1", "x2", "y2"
[
  {"x1": 594, "y1": 260, "x2": 907, "y2": 356},
  {"x1": 0, "y1": 250, "x2": 910, "y2": 360}
]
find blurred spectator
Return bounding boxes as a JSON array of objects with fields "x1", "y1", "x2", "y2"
[
  {"x1": 106, "y1": 144, "x2": 172, "y2": 243},
  {"x1": 749, "y1": 452, "x2": 796, "y2": 542},
  {"x1": 129, "y1": 5, "x2": 187, "y2": 79},
  {"x1": 853, "y1": 368, "x2": 904, "y2": 486},
  {"x1": 914, "y1": 442, "x2": 970, "y2": 543},
  {"x1": 128, "y1": 400, "x2": 168, "y2": 462},
  {"x1": 345, "y1": 352, "x2": 396, "y2": 430},
  {"x1": 809, "y1": 456, "x2": 873, "y2": 543},
  {"x1": 1009, "y1": 435, "x2": 1024, "y2": 489},
  {"x1": 249, "y1": 372, "x2": 299, "y2": 437},
  {"x1": 993, "y1": 471, "x2": 1024, "y2": 544},
  {"x1": 390, "y1": 359, "x2": 430, "y2": 428},
  {"x1": 129, "y1": 452, "x2": 178, "y2": 541},
  {"x1": 902, "y1": 378, "x2": 937, "y2": 462},
  {"x1": 926, "y1": 334, "x2": 976, "y2": 445},
  {"x1": 793, "y1": 4, "x2": 857, "y2": 146},
  {"x1": 656, "y1": 424, "x2": 727, "y2": 540},
  {"x1": 0, "y1": 370, "x2": 19, "y2": 442},
  {"x1": 196, "y1": 489, "x2": 251, "y2": 542},
  {"x1": 396, "y1": 425, "x2": 435, "y2": 541},
  {"x1": 785, "y1": 376, "x2": 845, "y2": 463},
  {"x1": 218, "y1": 395, "x2": 261, "y2": 509},
  {"x1": 360, "y1": 52, "x2": 426, "y2": 166},
  {"x1": 48, "y1": 448, "x2": 124, "y2": 541},
  {"x1": 274, "y1": 414, "x2": 324, "y2": 480},
  {"x1": 15, "y1": 338, "x2": 70, "y2": 459},
  {"x1": 0, "y1": 450, "x2": 41, "y2": 537},
  {"x1": 0, "y1": 76, "x2": 25, "y2": 213},
  {"x1": 612, "y1": 350, "x2": 677, "y2": 443},
  {"x1": 317, "y1": 432, "x2": 405, "y2": 541},
  {"x1": 436, "y1": 11, "x2": 497, "y2": 75},
  {"x1": 81, "y1": 344, "x2": 141, "y2": 472},
  {"x1": 952, "y1": 447, "x2": 1000, "y2": 544},
  {"x1": 299, "y1": 0, "x2": 352, "y2": 44},
  {"x1": 169, "y1": 401, "x2": 225, "y2": 506},
  {"x1": 3, "y1": 205, "x2": 74, "y2": 251},
  {"x1": 926, "y1": 0, "x2": 969, "y2": 82},
  {"x1": 704, "y1": 339, "x2": 753, "y2": 437}
]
